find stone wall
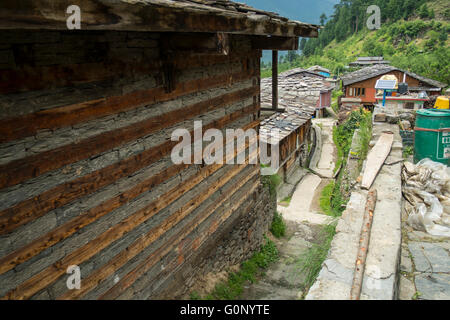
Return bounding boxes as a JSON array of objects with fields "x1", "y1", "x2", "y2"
[{"x1": 0, "y1": 30, "x2": 271, "y2": 299}]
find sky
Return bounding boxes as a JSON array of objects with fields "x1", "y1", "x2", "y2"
[{"x1": 240, "y1": 0, "x2": 340, "y2": 25}]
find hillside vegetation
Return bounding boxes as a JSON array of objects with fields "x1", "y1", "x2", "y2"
[{"x1": 262, "y1": 0, "x2": 449, "y2": 85}]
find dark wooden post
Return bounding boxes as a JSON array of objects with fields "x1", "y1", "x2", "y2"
[{"x1": 272, "y1": 50, "x2": 278, "y2": 110}]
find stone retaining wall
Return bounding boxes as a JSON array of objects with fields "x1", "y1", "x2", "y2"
[{"x1": 306, "y1": 110, "x2": 403, "y2": 300}]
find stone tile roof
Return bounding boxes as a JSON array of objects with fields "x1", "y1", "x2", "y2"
[
  {"x1": 307, "y1": 65, "x2": 331, "y2": 74},
  {"x1": 0, "y1": 0, "x2": 320, "y2": 37},
  {"x1": 349, "y1": 56, "x2": 390, "y2": 66},
  {"x1": 261, "y1": 74, "x2": 333, "y2": 110},
  {"x1": 341, "y1": 64, "x2": 446, "y2": 88},
  {"x1": 260, "y1": 111, "x2": 311, "y2": 144}
]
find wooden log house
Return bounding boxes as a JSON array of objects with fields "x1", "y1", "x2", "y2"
[{"x1": 0, "y1": 0, "x2": 319, "y2": 299}]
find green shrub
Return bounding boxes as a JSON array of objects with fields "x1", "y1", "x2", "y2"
[
  {"x1": 270, "y1": 212, "x2": 286, "y2": 238},
  {"x1": 193, "y1": 236, "x2": 279, "y2": 300},
  {"x1": 261, "y1": 173, "x2": 282, "y2": 198}
]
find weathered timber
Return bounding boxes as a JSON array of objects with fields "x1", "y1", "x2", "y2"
[
  {"x1": 59, "y1": 164, "x2": 259, "y2": 299},
  {"x1": 0, "y1": 124, "x2": 259, "y2": 275},
  {"x1": 350, "y1": 189, "x2": 377, "y2": 300},
  {"x1": 3, "y1": 152, "x2": 257, "y2": 300},
  {"x1": 272, "y1": 50, "x2": 278, "y2": 110},
  {"x1": 0, "y1": 86, "x2": 258, "y2": 190},
  {"x1": 0, "y1": 1, "x2": 319, "y2": 38},
  {"x1": 162, "y1": 32, "x2": 230, "y2": 55},
  {"x1": 0, "y1": 71, "x2": 254, "y2": 143},
  {"x1": 0, "y1": 104, "x2": 260, "y2": 236},
  {"x1": 98, "y1": 173, "x2": 260, "y2": 300},
  {"x1": 361, "y1": 132, "x2": 394, "y2": 190},
  {"x1": 251, "y1": 36, "x2": 298, "y2": 50},
  {"x1": 0, "y1": 52, "x2": 260, "y2": 95}
]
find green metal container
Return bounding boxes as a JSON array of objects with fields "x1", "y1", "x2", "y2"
[{"x1": 414, "y1": 109, "x2": 450, "y2": 165}]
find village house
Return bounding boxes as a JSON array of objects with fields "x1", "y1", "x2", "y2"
[
  {"x1": 348, "y1": 56, "x2": 390, "y2": 67},
  {"x1": 0, "y1": 0, "x2": 319, "y2": 300},
  {"x1": 261, "y1": 71, "x2": 333, "y2": 118},
  {"x1": 340, "y1": 64, "x2": 446, "y2": 110},
  {"x1": 307, "y1": 65, "x2": 331, "y2": 78},
  {"x1": 259, "y1": 105, "x2": 315, "y2": 182}
]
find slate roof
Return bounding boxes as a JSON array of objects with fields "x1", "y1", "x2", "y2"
[
  {"x1": 349, "y1": 56, "x2": 390, "y2": 66},
  {"x1": 341, "y1": 64, "x2": 446, "y2": 88},
  {"x1": 280, "y1": 68, "x2": 326, "y2": 79},
  {"x1": 307, "y1": 65, "x2": 331, "y2": 74},
  {"x1": 0, "y1": 0, "x2": 320, "y2": 37},
  {"x1": 260, "y1": 111, "x2": 312, "y2": 144},
  {"x1": 261, "y1": 74, "x2": 333, "y2": 110}
]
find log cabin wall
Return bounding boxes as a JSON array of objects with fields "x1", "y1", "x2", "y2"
[{"x1": 0, "y1": 30, "x2": 276, "y2": 299}]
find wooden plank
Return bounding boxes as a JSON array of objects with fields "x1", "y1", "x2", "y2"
[
  {"x1": 0, "y1": 86, "x2": 258, "y2": 190},
  {"x1": 59, "y1": 163, "x2": 259, "y2": 300},
  {"x1": 0, "y1": 61, "x2": 158, "y2": 95},
  {"x1": 0, "y1": 121, "x2": 259, "y2": 274},
  {"x1": 0, "y1": 1, "x2": 319, "y2": 38},
  {"x1": 251, "y1": 36, "x2": 298, "y2": 50},
  {"x1": 350, "y1": 189, "x2": 377, "y2": 300},
  {"x1": 0, "y1": 52, "x2": 260, "y2": 95},
  {"x1": 97, "y1": 172, "x2": 260, "y2": 300},
  {"x1": 0, "y1": 104, "x2": 259, "y2": 234},
  {"x1": 361, "y1": 132, "x2": 394, "y2": 190},
  {"x1": 163, "y1": 33, "x2": 230, "y2": 55},
  {"x1": 0, "y1": 103, "x2": 259, "y2": 236},
  {"x1": 3, "y1": 147, "x2": 258, "y2": 300},
  {"x1": 0, "y1": 70, "x2": 254, "y2": 143},
  {"x1": 272, "y1": 51, "x2": 278, "y2": 110}
]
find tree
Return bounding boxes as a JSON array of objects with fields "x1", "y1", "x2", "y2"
[
  {"x1": 299, "y1": 38, "x2": 307, "y2": 51},
  {"x1": 286, "y1": 51, "x2": 298, "y2": 63},
  {"x1": 320, "y1": 13, "x2": 328, "y2": 26},
  {"x1": 419, "y1": 4, "x2": 429, "y2": 19}
]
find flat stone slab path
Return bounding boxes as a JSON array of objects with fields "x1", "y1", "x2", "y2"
[
  {"x1": 242, "y1": 117, "x2": 337, "y2": 300},
  {"x1": 399, "y1": 231, "x2": 450, "y2": 300}
]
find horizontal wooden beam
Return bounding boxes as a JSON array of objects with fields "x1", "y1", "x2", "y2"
[
  {"x1": 0, "y1": 85, "x2": 258, "y2": 191},
  {"x1": 260, "y1": 108, "x2": 286, "y2": 113},
  {"x1": 0, "y1": 92, "x2": 259, "y2": 235},
  {"x1": 0, "y1": 120, "x2": 259, "y2": 275},
  {"x1": 162, "y1": 33, "x2": 230, "y2": 56},
  {"x1": 0, "y1": 1, "x2": 319, "y2": 38},
  {"x1": 251, "y1": 36, "x2": 299, "y2": 51},
  {"x1": 98, "y1": 172, "x2": 260, "y2": 300}
]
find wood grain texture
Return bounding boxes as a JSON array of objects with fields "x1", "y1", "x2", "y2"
[
  {"x1": 2, "y1": 150, "x2": 257, "y2": 300},
  {"x1": 59, "y1": 163, "x2": 259, "y2": 300},
  {"x1": 0, "y1": 71, "x2": 254, "y2": 143},
  {"x1": 97, "y1": 171, "x2": 260, "y2": 300},
  {"x1": 0, "y1": 103, "x2": 259, "y2": 236},
  {"x1": 0, "y1": 1, "x2": 319, "y2": 38},
  {"x1": 361, "y1": 133, "x2": 394, "y2": 190},
  {"x1": 0, "y1": 85, "x2": 257, "y2": 190},
  {"x1": 0, "y1": 121, "x2": 259, "y2": 275}
]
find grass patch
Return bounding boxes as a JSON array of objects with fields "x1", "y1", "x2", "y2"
[
  {"x1": 279, "y1": 196, "x2": 292, "y2": 207},
  {"x1": 270, "y1": 212, "x2": 286, "y2": 238},
  {"x1": 319, "y1": 181, "x2": 335, "y2": 217},
  {"x1": 296, "y1": 223, "x2": 337, "y2": 291},
  {"x1": 403, "y1": 146, "x2": 414, "y2": 159},
  {"x1": 192, "y1": 236, "x2": 279, "y2": 300},
  {"x1": 261, "y1": 172, "x2": 282, "y2": 198},
  {"x1": 330, "y1": 108, "x2": 373, "y2": 216}
]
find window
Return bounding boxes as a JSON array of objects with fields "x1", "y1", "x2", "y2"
[
  {"x1": 361, "y1": 88, "x2": 366, "y2": 96},
  {"x1": 405, "y1": 102, "x2": 414, "y2": 109}
]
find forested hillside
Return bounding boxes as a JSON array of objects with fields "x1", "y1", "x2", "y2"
[{"x1": 262, "y1": 0, "x2": 450, "y2": 85}]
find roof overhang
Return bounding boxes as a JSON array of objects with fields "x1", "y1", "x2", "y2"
[{"x1": 0, "y1": 0, "x2": 320, "y2": 39}]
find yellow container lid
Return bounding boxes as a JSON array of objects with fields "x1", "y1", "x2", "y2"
[{"x1": 435, "y1": 96, "x2": 450, "y2": 110}]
